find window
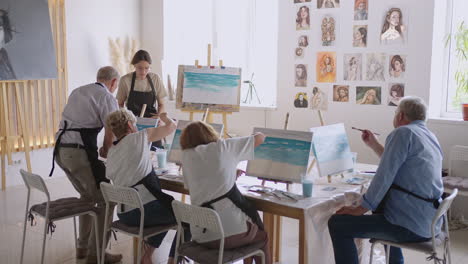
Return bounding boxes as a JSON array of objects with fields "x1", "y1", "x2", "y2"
[
  {"x1": 163, "y1": 0, "x2": 278, "y2": 108},
  {"x1": 443, "y1": 0, "x2": 468, "y2": 116}
]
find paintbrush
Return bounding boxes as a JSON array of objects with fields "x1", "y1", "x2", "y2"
[{"x1": 351, "y1": 127, "x2": 380, "y2": 136}]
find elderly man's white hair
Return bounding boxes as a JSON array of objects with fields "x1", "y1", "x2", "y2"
[
  {"x1": 96, "y1": 66, "x2": 120, "y2": 81},
  {"x1": 397, "y1": 96, "x2": 427, "y2": 121}
]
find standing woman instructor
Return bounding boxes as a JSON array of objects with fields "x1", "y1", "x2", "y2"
[{"x1": 117, "y1": 50, "x2": 167, "y2": 118}]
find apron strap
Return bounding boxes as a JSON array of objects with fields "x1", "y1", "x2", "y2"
[{"x1": 49, "y1": 121, "x2": 69, "y2": 176}]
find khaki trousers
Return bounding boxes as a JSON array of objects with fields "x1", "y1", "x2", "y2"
[{"x1": 55, "y1": 147, "x2": 113, "y2": 256}]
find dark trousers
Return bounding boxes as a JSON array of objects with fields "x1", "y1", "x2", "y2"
[
  {"x1": 118, "y1": 200, "x2": 191, "y2": 257},
  {"x1": 328, "y1": 214, "x2": 430, "y2": 264}
]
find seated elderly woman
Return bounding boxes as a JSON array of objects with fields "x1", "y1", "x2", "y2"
[{"x1": 105, "y1": 109, "x2": 185, "y2": 264}]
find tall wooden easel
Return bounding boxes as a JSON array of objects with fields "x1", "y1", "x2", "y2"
[
  {"x1": 183, "y1": 44, "x2": 231, "y2": 138},
  {"x1": 0, "y1": 82, "x2": 33, "y2": 190}
]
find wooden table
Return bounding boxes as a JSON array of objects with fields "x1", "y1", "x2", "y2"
[{"x1": 132, "y1": 163, "x2": 376, "y2": 264}]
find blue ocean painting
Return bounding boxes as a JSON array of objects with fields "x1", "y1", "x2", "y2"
[
  {"x1": 254, "y1": 137, "x2": 311, "y2": 167},
  {"x1": 183, "y1": 72, "x2": 240, "y2": 93},
  {"x1": 312, "y1": 126, "x2": 351, "y2": 163},
  {"x1": 171, "y1": 129, "x2": 182, "y2": 150}
]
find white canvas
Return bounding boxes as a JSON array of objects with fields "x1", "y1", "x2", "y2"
[
  {"x1": 310, "y1": 123, "x2": 353, "y2": 177},
  {"x1": 246, "y1": 128, "x2": 313, "y2": 183},
  {"x1": 181, "y1": 66, "x2": 241, "y2": 105},
  {"x1": 167, "y1": 120, "x2": 224, "y2": 164}
]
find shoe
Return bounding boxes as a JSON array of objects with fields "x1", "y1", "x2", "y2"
[
  {"x1": 76, "y1": 248, "x2": 88, "y2": 259},
  {"x1": 86, "y1": 252, "x2": 123, "y2": 264}
]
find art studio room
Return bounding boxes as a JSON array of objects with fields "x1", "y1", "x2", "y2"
[{"x1": 1, "y1": 0, "x2": 468, "y2": 263}]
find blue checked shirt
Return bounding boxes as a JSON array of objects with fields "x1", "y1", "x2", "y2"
[{"x1": 361, "y1": 120, "x2": 443, "y2": 238}]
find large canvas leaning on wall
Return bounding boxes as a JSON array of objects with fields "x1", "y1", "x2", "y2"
[
  {"x1": 0, "y1": 0, "x2": 57, "y2": 80},
  {"x1": 246, "y1": 127, "x2": 313, "y2": 183},
  {"x1": 310, "y1": 123, "x2": 353, "y2": 177},
  {"x1": 176, "y1": 65, "x2": 241, "y2": 112},
  {"x1": 168, "y1": 120, "x2": 224, "y2": 164}
]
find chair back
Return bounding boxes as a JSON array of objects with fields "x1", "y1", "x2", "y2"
[
  {"x1": 100, "y1": 182, "x2": 144, "y2": 210},
  {"x1": 431, "y1": 188, "x2": 458, "y2": 249},
  {"x1": 449, "y1": 145, "x2": 468, "y2": 178},
  {"x1": 20, "y1": 169, "x2": 50, "y2": 199}
]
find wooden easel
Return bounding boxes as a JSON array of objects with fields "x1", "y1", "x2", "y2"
[
  {"x1": 0, "y1": 81, "x2": 33, "y2": 190},
  {"x1": 307, "y1": 110, "x2": 344, "y2": 183},
  {"x1": 183, "y1": 44, "x2": 231, "y2": 138}
]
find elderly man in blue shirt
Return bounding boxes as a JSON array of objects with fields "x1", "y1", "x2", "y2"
[{"x1": 328, "y1": 96, "x2": 443, "y2": 264}]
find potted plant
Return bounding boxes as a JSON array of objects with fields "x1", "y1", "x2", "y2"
[{"x1": 448, "y1": 22, "x2": 468, "y2": 120}]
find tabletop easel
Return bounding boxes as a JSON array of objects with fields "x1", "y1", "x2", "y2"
[
  {"x1": 1, "y1": 81, "x2": 33, "y2": 190},
  {"x1": 306, "y1": 110, "x2": 344, "y2": 183},
  {"x1": 183, "y1": 44, "x2": 231, "y2": 139}
]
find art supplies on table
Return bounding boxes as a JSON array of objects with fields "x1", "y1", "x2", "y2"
[
  {"x1": 344, "y1": 177, "x2": 367, "y2": 185},
  {"x1": 246, "y1": 127, "x2": 313, "y2": 183}
]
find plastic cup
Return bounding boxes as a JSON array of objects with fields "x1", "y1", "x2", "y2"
[
  {"x1": 156, "y1": 150, "x2": 167, "y2": 168},
  {"x1": 302, "y1": 179, "x2": 313, "y2": 197}
]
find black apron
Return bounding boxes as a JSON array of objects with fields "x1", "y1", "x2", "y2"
[
  {"x1": 127, "y1": 72, "x2": 158, "y2": 118},
  {"x1": 201, "y1": 184, "x2": 264, "y2": 231},
  {"x1": 49, "y1": 83, "x2": 109, "y2": 188}
]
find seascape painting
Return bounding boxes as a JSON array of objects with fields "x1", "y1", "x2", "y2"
[
  {"x1": 167, "y1": 120, "x2": 224, "y2": 164},
  {"x1": 176, "y1": 65, "x2": 241, "y2": 112},
  {"x1": 310, "y1": 123, "x2": 353, "y2": 177},
  {"x1": 246, "y1": 127, "x2": 313, "y2": 183}
]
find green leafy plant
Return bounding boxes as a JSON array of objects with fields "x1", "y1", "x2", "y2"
[{"x1": 447, "y1": 21, "x2": 468, "y2": 108}]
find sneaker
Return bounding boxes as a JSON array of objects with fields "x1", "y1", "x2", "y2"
[
  {"x1": 76, "y1": 248, "x2": 88, "y2": 259},
  {"x1": 86, "y1": 252, "x2": 123, "y2": 264}
]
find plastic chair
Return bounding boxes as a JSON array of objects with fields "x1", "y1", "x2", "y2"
[
  {"x1": 443, "y1": 145, "x2": 468, "y2": 196},
  {"x1": 100, "y1": 182, "x2": 176, "y2": 264},
  {"x1": 172, "y1": 200, "x2": 266, "y2": 264},
  {"x1": 369, "y1": 189, "x2": 458, "y2": 264},
  {"x1": 19, "y1": 169, "x2": 100, "y2": 264}
]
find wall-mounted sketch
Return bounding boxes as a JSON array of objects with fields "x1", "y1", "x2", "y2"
[
  {"x1": 317, "y1": 0, "x2": 340, "y2": 9},
  {"x1": 353, "y1": 25, "x2": 367, "y2": 48},
  {"x1": 298, "y1": 35, "x2": 309, "y2": 47},
  {"x1": 311, "y1": 86, "x2": 328, "y2": 111},
  {"x1": 0, "y1": 0, "x2": 57, "y2": 81},
  {"x1": 354, "y1": 0, "x2": 368, "y2": 20},
  {"x1": 296, "y1": 6, "x2": 310, "y2": 30},
  {"x1": 295, "y1": 47, "x2": 305, "y2": 59},
  {"x1": 294, "y1": 92, "x2": 308, "y2": 108},
  {"x1": 389, "y1": 55, "x2": 406, "y2": 79},
  {"x1": 310, "y1": 123, "x2": 353, "y2": 177},
  {"x1": 316, "y1": 52, "x2": 336, "y2": 83},
  {"x1": 366, "y1": 53, "x2": 386, "y2": 81},
  {"x1": 295, "y1": 64, "x2": 308, "y2": 87},
  {"x1": 246, "y1": 127, "x2": 313, "y2": 183},
  {"x1": 333, "y1": 85, "x2": 349, "y2": 102},
  {"x1": 388, "y1": 83, "x2": 405, "y2": 106},
  {"x1": 356, "y1": 86, "x2": 381, "y2": 105},
  {"x1": 294, "y1": 0, "x2": 311, "y2": 3},
  {"x1": 168, "y1": 120, "x2": 224, "y2": 164},
  {"x1": 176, "y1": 65, "x2": 241, "y2": 112},
  {"x1": 344, "y1": 54, "x2": 362, "y2": 81},
  {"x1": 321, "y1": 15, "x2": 336, "y2": 46},
  {"x1": 381, "y1": 7, "x2": 406, "y2": 45}
]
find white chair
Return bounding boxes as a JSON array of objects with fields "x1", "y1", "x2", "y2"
[
  {"x1": 443, "y1": 145, "x2": 468, "y2": 196},
  {"x1": 172, "y1": 200, "x2": 266, "y2": 264},
  {"x1": 369, "y1": 189, "x2": 458, "y2": 264},
  {"x1": 100, "y1": 182, "x2": 176, "y2": 264},
  {"x1": 19, "y1": 169, "x2": 100, "y2": 264}
]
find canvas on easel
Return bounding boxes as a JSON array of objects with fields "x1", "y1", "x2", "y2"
[
  {"x1": 176, "y1": 65, "x2": 241, "y2": 112},
  {"x1": 310, "y1": 123, "x2": 353, "y2": 177},
  {"x1": 246, "y1": 127, "x2": 313, "y2": 183},
  {"x1": 167, "y1": 120, "x2": 224, "y2": 164}
]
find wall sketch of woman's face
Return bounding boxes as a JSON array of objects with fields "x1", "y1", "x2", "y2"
[{"x1": 388, "y1": 11, "x2": 401, "y2": 27}]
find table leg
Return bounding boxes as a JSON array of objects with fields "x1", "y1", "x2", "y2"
[
  {"x1": 133, "y1": 237, "x2": 138, "y2": 264},
  {"x1": 274, "y1": 215, "x2": 282, "y2": 262},
  {"x1": 299, "y1": 215, "x2": 307, "y2": 264},
  {"x1": 263, "y1": 212, "x2": 276, "y2": 259}
]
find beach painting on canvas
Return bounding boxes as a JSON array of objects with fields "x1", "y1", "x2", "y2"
[
  {"x1": 168, "y1": 120, "x2": 224, "y2": 164},
  {"x1": 310, "y1": 123, "x2": 353, "y2": 177},
  {"x1": 176, "y1": 65, "x2": 241, "y2": 112},
  {"x1": 246, "y1": 128, "x2": 313, "y2": 183}
]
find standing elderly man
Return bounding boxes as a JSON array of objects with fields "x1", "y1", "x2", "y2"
[
  {"x1": 50, "y1": 66, "x2": 122, "y2": 264},
  {"x1": 328, "y1": 96, "x2": 443, "y2": 264}
]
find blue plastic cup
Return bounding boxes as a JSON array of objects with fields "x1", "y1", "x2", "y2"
[
  {"x1": 302, "y1": 179, "x2": 313, "y2": 197},
  {"x1": 156, "y1": 150, "x2": 167, "y2": 168}
]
